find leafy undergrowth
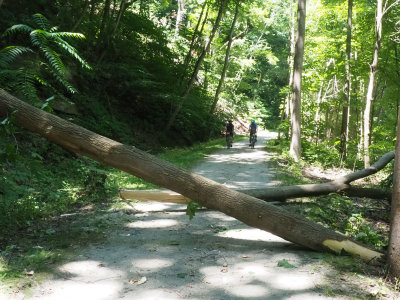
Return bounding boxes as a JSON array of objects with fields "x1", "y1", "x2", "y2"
[
  {"x1": 265, "y1": 138, "x2": 398, "y2": 298},
  {"x1": 265, "y1": 138, "x2": 391, "y2": 251}
]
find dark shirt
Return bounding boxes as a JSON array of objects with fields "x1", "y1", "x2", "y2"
[
  {"x1": 226, "y1": 123, "x2": 234, "y2": 134},
  {"x1": 250, "y1": 123, "x2": 257, "y2": 134}
]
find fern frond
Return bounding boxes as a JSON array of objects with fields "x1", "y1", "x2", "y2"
[
  {"x1": 50, "y1": 35, "x2": 91, "y2": 69},
  {"x1": 32, "y1": 13, "x2": 51, "y2": 31},
  {"x1": 33, "y1": 74, "x2": 49, "y2": 87},
  {"x1": 0, "y1": 46, "x2": 34, "y2": 68},
  {"x1": 49, "y1": 26, "x2": 59, "y2": 33},
  {"x1": 30, "y1": 30, "x2": 47, "y2": 48},
  {"x1": 39, "y1": 45, "x2": 66, "y2": 75},
  {"x1": 2, "y1": 24, "x2": 33, "y2": 38},
  {"x1": 52, "y1": 32, "x2": 86, "y2": 40},
  {"x1": 44, "y1": 65, "x2": 77, "y2": 94},
  {"x1": 0, "y1": 68, "x2": 40, "y2": 103}
]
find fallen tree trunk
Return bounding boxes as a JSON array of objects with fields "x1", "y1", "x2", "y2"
[
  {"x1": 119, "y1": 185, "x2": 391, "y2": 204},
  {"x1": 0, "y1": 90, "x2": 382, "y2": 261},
  {"x1": 120, "y1": 189, "x2": 190, "y2": 204}
]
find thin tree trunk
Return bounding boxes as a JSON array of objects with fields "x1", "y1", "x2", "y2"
[
  {"x1": 364, "y1": 0, "x2": 383, "y2": 168},
  {"x1": 181, "y1": 1, "x2": 208, "y2": 80},
  {"x1": 97, "y1": 0, "x2": 135, "y2": 64},
  {"x1": 289, "y1": 0, "x2": 306, "y2": 162},
  {"x1": 388, "y1": 105, "x2": 400, "y2": 278},
  {"x1": 340, "y1": 0, "x2": 353, "y2": 162},
  {"x1": 99, "y1": 0, "x2": 111, "y2": 43},
  {"x1": 280, "y1": 0, "x2": 295, "y2": 142},
  {"x1": 71, "y1": 0, "x2": 91, "y2": 32},
  {"x1": 175, "y1": 0, "x2": 186, "y2": 36},
  {"x1": 0, "y1": 90, "x2": 382, "y2": 261},
  {"x1": 210, "y1": 2, "x2": 239, "y2": 114},
  {"x1": 166, "y1": 0, "x2": 227, "y2": 132}
]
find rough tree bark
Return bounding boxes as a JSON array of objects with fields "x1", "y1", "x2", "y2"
[
  {"x1": 0, "y1": 90, "x2": 381, "y2": 261},
  {"x1": 388, "y1": 106, "x2": 400, "y2": 278},
  {"x1": 289, "y1": 0, "x2": 306, "y2": 162}
]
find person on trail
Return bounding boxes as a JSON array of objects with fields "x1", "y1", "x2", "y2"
[
  {"x1": 226, "y1": 120, "x2": 234, "y2": 148},
  {"x1": 249, "y1": 120, "x2": 258, "y2": 145}
]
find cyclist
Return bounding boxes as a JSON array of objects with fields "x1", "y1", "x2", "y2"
[
  {"x1": 226, "y1": 120, "x2": 234, "y2": 148},
  {"x1": 249, "y1": 120, "x2": 258, "y2": 146}
]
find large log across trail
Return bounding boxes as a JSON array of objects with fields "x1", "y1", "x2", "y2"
[
  {"x1": 119, "y1": 185, "x2": 392, "y2": 204},
  {"x1": 120, "y1": 151, "x2": 394, "y2": 203},
  {"x1": 0, "y1": 90, "x2": 382, "y2": 261}
]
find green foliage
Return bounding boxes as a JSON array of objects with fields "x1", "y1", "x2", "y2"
[
  {"x1": 186, "y1": 200, "x2": 202, "y2": 220},
  {"x1": 345, "y1": 213, "x2": 386, "y2": 248},
  {"x1": 290, "y1": 194, "x2": 388, "y2": 250},
  {"x1": 302, "y1": 140, "x2": 340, "y2": 168},
  {"x1": 277, "y1": 259, "x2": 297, "y2": 268},
  {"x1": 0, "y1": 13, "x2": 90, "y2": 104}
]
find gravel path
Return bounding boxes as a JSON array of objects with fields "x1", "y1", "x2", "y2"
[{"x1": 19, "y1": 131, "x2": 376, "y2": 300}]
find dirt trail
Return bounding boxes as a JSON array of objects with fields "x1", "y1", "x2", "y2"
[{"x1": 15, "y1": 131, "x2": 381, "y2": 299}]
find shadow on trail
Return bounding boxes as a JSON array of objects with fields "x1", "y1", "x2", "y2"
[
  {"x1": 22, "y1": 130, "x2": 378, "y2": 299},
  {"x1": 28, "y1": 206, "x2": 376, "y2": 300}
]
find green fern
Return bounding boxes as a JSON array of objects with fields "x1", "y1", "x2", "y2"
[
  {"x1": 0, "y1": 46, "x2": 34, "y2": 68},
  {"x1": 39, "y1": 45, "x2": 67, "y2": 75},
  {"x1": 0, "y1": 13, "x2": 90, "y2": 102},
  {"x1": 32, "y1": 13, "x2": 51, "y2": 31},
  {"x1": 2, "y1": 24, "x2": 33, "y2": 37}
]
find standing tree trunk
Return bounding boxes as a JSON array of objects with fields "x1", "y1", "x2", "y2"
[
  {"x1": 388, "y1": 105, "x2": 400, "y2": 278},
  {"x1": 340, "y1": 0, "x2": 353, "y2": 162},
  {"x1": 165, "y1": 0, "x2": 227, "y2": 132},
  {"x1": 71, "y1": 0, "x2": 91, "y2": 31},
  {"x1": 181, "y1": 1, "x2": 209, "y2": 80},
  {"x1": 175, "y1": 0, "x2": 186, "y2": 36},
  {"x1": 289, "y1": 0, "x2": 306, "y2": 162},
  {"x1": 279, "y1": 0, "x2": 296, "y2": 141},
  {"x1": 97, "y1": 0, "x2": 135, "y2": 64},
  {"x1": 98, "y1": 0, "x2": 112, "y2": 44},
  {"x1": 363, "y1": 0, "x2": 383, "y2": 167},
  {"x1": 210, "y1": 2, "x2": 239, "y2": 114},
  {"x1": 0, "y1": 90, "x2": 382, "y2": 261}
]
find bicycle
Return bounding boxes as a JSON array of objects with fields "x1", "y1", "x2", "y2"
[
  {"x1": 226, "y1": 133, "x2": 233, "y2": 148},
  {"x1": 250, "y1": 133, "x2": 256, "y2": 149}
]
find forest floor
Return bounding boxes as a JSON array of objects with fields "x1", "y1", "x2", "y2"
[{"x1": 3, "y1": 131, "x2": 400, "y2": 299}]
